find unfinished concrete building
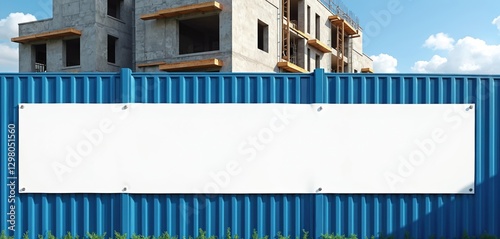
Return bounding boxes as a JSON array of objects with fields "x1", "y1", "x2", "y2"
[
  {"x1": 12, "y1": 0, "x2": 134, "y2": 72},
  {"x1": 13, "y1": 0, "x2": 373, "y2": 73}
]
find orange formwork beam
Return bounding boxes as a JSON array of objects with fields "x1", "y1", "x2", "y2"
[
  {"x1": 361, "y1": 68, "x2": 374, "y2": 73},
  {"x1": 328, "y1": 15, "x2": 358, "y2": 36},
  {"x1": 307, "y1": 39, "x2": 332, "y2": 53},
  {"x1": 159, "y1": 58, "x2": 223, "y2": 71},
  {"x1": 277, "y1": 61, "x2": 308, "y2": 73},
  {"x1": 12, "y1": 28, "x2": 81, "y2": 44},
  {"x1": 141, "y1": 1, "x2": 223, "y2": 20}
]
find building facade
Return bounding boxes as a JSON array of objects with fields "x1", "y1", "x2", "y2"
[
  {"x1": 12, "y1": 0, "x2": 134, "y2": 72},
  {"x1": 13, "y1": 0, "x2": 373, "y2": 73}
]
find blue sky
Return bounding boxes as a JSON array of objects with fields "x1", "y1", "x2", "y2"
[
  {"x1": 1, "y1": 0, "x2": 499, "y2": 73},
  {"x1": 346, "y1": 0, "x2": 500, "y2": 73},
  {"x1": 0, "y1": 0, "x2": 52, "y2": 20}
]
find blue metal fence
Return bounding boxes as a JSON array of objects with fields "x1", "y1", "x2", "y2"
[{"x1": 1, "y1": 69, "x2": 498, "y2": 238}]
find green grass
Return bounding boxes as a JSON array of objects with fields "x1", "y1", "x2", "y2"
[{"x1": 0, "y1": 229, "x2": 498, "y2": 239}]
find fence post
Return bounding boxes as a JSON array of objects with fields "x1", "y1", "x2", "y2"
[
  {"x1": 314, "y1": 68, "x2": 326, "y2": 103},
  {"x1": 119, "y1": 68, "x2": 131, "y2": 237},
  {"x1": 120, "y1": 68, "x2": 132, "y2": 103},
  {"x1": 313, "y1": 68, "x2": 326, "y2": 238}
]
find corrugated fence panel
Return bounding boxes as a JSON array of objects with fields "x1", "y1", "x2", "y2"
[
  {"x1": 321, "y1": 74, "x2": 500, "y2": 239},
  {"x1": 127, "y1": 72, "x2": 318, "y2": 239},
  {"x1": 129, "y1": 73, "x2": 316, "y2": 104},
  {"x1": 1, "y1": 69, "x2": 499, "y2": 238},
  {"x1": 0, "y1": 72, "x2": 126, "y2": 239}
]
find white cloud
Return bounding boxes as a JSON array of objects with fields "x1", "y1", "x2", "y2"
[
  {"x1": 370, "y1": 53, "x2": 398, "y2": 73},
  {"x1": 0, "y1": 43, "x2": 19, "y2": 72},
  {"x1": 423, "y1": 33, "x2": 455, "y2": 51},
  {"x1": 412, "y1": 36, "x2": 500, "y2": 74},
  {"x1": 493, "y1": 16, "x2": 500, "y2": 31},
  {"x1": 412, "y1": 55, "x2": 447, "y2": 73},
  {"x1": 0, "y1": 12, "x2": 36, "y2": 72},
  {"x1": 0, "y1": 12, "x2": 37, "y2": 39}
]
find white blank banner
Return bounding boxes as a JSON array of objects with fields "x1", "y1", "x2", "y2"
[{"x1": 19, "y1": 103, "x2": 475, "y2": 194}]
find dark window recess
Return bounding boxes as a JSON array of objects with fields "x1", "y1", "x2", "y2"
[
  {"x1": 307, "y1": 6, "x2": 311, "y2": 33},
  {"x1": 179, "y1": 15, "x2": 220, "y2": 55},
  {"x1": 257, "y1": 21, "x2": 268, "y2": 52},
  {"x1": 315, "y1": 14, "x2": 320, "y2": 40},
  {"x1": 331, "y1": 27, "x2": 338, "y2": 49},
  {"x1": 65, "y1": 38, "x2": 80, "y2": 67},
  {"x1": 315, "y1": 54, "x2": 320, "y2": 69},
  {"x1": 289, "y1": 1, "x2": 299, "y2": 27},
  {"x1": 107, "y1": 0, "x2": 122, "y2": 19},
  {"x1": 307, "y1": 48, "x2": 311, "y2": 72},
  {"x1": 34, "y1": 44, "x2": 47, "y2": 72},
  {"x1": 108, "y1": 35, "x2": 118, "y2": 64}
]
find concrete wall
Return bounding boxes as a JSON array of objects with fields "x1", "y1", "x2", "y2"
[
  {"x1": 351, "y1": 50, "x2": 373, "y2": 73},
  {"x1": 231, "y1": 0, "x2": 280, "y2": 72},
  {"x1": 95, "y1": 0, "x2": 134, "y2": 71},
  {"x1": 350, "y1": 31, "x2": 373, "y2": 72},
  {"x1": 300, "y1": 0, "x2": 333, "y2": 72},
  {"x1": 18, "y1": 0, "x2": 133, "y2": 72},
  {"x1": 135, "y1": 0, "x2": 233, "y2": 72}
]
